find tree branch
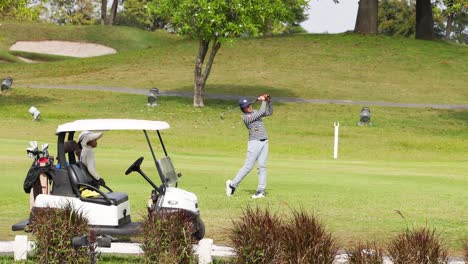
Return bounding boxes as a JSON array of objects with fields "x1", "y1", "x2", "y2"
[
  {"x1": 195, "y1": 40, "x2": 209, "y2": 77},
  {"x1": 199, "y1": 40, "x2": 209, "y2": 64},
  {"x1": 202, "y1": 39, "x2": 221, "y2": 84}
]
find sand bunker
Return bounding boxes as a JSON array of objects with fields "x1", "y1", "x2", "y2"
[{"x1": 10, "y1": 40, "x2": 117, "y2": 58}]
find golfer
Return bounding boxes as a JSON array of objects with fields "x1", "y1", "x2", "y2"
[
  {"x1": 78, "y1": 131, "x2": 106, "y2": 188},
  {"x1": 226, "y1": 94, "x2": 273, "y2": 199}
]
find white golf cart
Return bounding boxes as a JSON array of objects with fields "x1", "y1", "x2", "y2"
[{"x1": 12, "y1": 119, "x2": 205, "y2": 240}]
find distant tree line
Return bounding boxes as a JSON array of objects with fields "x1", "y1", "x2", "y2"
[
  {"x1": 0, "y1": 0, "x2": 308, "y2": 34},
  {"x1": 1, "y1": 0, "x2": 465, "y2": 43},
  {"x1": 354, "y1": 0, "x2": 467, "y2": 43}
]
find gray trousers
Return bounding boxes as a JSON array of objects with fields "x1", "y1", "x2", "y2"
[{"x1": 232, "y1": 140, "x2": 269, "y2": 192}]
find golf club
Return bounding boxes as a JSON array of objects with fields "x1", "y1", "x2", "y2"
[{"x1": 220, "y1": 99, "x2": 257, "y2": 120}]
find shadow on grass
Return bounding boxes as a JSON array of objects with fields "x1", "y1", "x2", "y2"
[
  {"x1": 446, "y1": 110, "x2": 468, "y2": 123},
  {"x1": 162, "y1": 92, "x2": 289, "y2": 113},
  {"x1": 175, "y1": 84, "x2": 300, "y2": 100},
  {"x1": 10, "y1": 50, "x2": 76, "y2": 62},
  {"x1": 0, "y1": 93, "x2": 52, "y2": 107}
]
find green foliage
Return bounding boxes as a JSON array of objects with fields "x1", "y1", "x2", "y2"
[
  {"x1": 433, "y1": 4, "x2": 447, "y2": 39},
  {"x1": 431, "y1": 0, "x2": 467, "y2": 43},
  {"x1": 118, "y1": 0, "x2": 156, "y2": 30},
  {"x1": 282, "y1": 0, "x2": 308, "y2": 24},
  {"x1": 445, "y1": 0, "x2": 468, "y2": 44},
  {"x1": 140, "y1": 210, "x2": 196, "y2": 264},
  {"x1": 148, "y1": 0, "x2": 305, "y2": 39},
  {"x1": 347, "y1": 242, "x2": 385, "y2": 264},
  {"x1": 378, "y1": 0, "x2": 416, "y2": 37},
  {"x1": 277, "y1": 0, "x2": 309, "y2": 34},
  {"x1": 30, "y1": 205, "x2": 89, "y2": 264},
  {"x1": 43, "y1": 0, "x2": 98, "y2": 25},
  {"x1": 0, "y1": 0, "x2": 42, "y2": 21},
  {"x1": 451, "y1": 12, "x2": 468, "y2": 43}
]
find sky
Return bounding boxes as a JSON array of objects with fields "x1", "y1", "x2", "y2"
[{"x1": 300, "y1": 0, "x2": 359, "y2": 33}]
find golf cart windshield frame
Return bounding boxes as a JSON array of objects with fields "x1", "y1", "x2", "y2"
[{"x1": 144, "y1": 130, "x2": 179, "y2": 187}]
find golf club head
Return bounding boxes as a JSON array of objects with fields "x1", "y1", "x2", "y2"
[
  {"x1": 29, "y1": 141, "x2": 38, "y2": 150},
  {"x1": 42, "y1": 144, "x2": 49, "y2": 157},
  {"x1": 26, "y1": 148, "x2": 35, "y2": 159}
]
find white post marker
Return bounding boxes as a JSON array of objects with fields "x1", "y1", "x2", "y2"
[
  {"x1": 198, "y1": 238, "x2": 213, "y2": 264},
  {"x1": 334, "y1": 122, "x2": 339, "y2": 159},
  {"x1": 14, "y1": 235, "x2": 28, "y2": 261}
]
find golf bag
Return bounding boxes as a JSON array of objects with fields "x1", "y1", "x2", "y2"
[{"x1": 23, "y1": 142, "x2": 55, "y2": 210}]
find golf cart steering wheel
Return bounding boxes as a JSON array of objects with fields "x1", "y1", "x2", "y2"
[{"x1": 125, "y1": 157, "x2": 144, "y2": 175}]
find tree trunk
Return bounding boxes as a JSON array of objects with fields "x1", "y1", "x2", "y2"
[
  {"x1": 445, "y1": 13, "x2": 454, "y2": 40},
  {"x1": 108, "y1": 0, "x2": 118, "y2": 26},
  {"x1": 101, "y1": 0, "x2": 107, "y2": 25},
  {"x1": 193, "y1": 39, "x2": 221, "y2": 107},
  {"x1": 415, "y1": 0, "x2": 434, "y2": 40},
  {"x1": 354, "y1": 0, "x2": 378, "y2": 34}
]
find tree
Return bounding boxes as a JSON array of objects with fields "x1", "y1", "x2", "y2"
[
  {"x1": 434, "y1": 0, "x2": 467, "y2": 40},
  {"x1": 119, "y1": 0, "x2": 163, "y2": 30},
  {"x1": 451, "y1": 10, "x2": 467, "y2": 43},
  {"x1": 108, "y1": 0, "x2": 119, "y2": 25},
  {"x1": 148, "y1": 0, "x2": 306, "y2": 107},
  {"x1": 99, "y1": 0, "x2": 121, "y2": 25},
  {"x1": 101, "y1": 0, "x2": 107, "y2": 25},
  {"x1": 276, "y1": 0, "x2": 309, "y2": 34},
  {"x1": 45, "y1": 0, "x2": 98, "y2": 25},
  {"x1": 354, "y1": 0, "x2": 379, "y2": 34},
  {"x1": 415, "y1": 0, "x2": 434, "y2": 39},
  {"x1": 378, "y1": 0, "x2": 416, "y2": 37},
  {"x1": 0, "y1": 0, "x2": 42, "y2": 20}
]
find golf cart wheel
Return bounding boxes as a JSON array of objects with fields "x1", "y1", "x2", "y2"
[{"x1": 193, "y1": 217, "x2": 205, "y2": 241}]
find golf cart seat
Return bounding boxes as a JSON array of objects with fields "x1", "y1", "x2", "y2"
[{"x1": 68, "y1": 162, "x2": 128, "y2": 205}]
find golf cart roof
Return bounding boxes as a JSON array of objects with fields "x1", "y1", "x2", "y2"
[{"x1": 56, "y1": 119, "x2": 170, "y2": 133}]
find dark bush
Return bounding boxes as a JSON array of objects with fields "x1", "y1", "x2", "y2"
[
  {"x1": 230, "y1": 207, "x2": 338, "y2": 264},
  {"x1": 281, "y1": 210, "x2": 338, "y2": 264},
  {"x1": 347, "y1": 241, "x2": 384, "y2": 264},
  {"x1": 30, "y1": 205, "x2": 89, "y2": 264},
  {"x1": 140, "y1": 210, "x2": 196, "y2": 264},
  {"x1": 387, "y1": 226, "x2": 448, "y2": 264},
  {"x1": 229, "y1": 206, "x2": 284, "y2": 264}
]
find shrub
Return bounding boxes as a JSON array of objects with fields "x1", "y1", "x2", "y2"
[
  {"x1": 387, "y1": 226, "x2": 448, "y2": 264},
  {"x1": 30, "y1": 204, "x2": 89, "y2": 264},
  {"x1": 229, "y1": 206, "x2": 284, "y2": 264},
  {"x1": 230, "y1": 207, "x2": 338, "y2": 264},
  {"x1": 281, "y1": 210, "x2": 338, "y2": 264},
  {"x1": 140, "y1": 210, "x2": 196, "y2": 264},
  {"x1": 347, "y1": 241, "x2": 385, "y2": 264}
]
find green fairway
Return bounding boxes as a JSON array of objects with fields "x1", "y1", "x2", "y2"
[{"x1": 0, "y1": 88, "x2": 466, "y2": 253}]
